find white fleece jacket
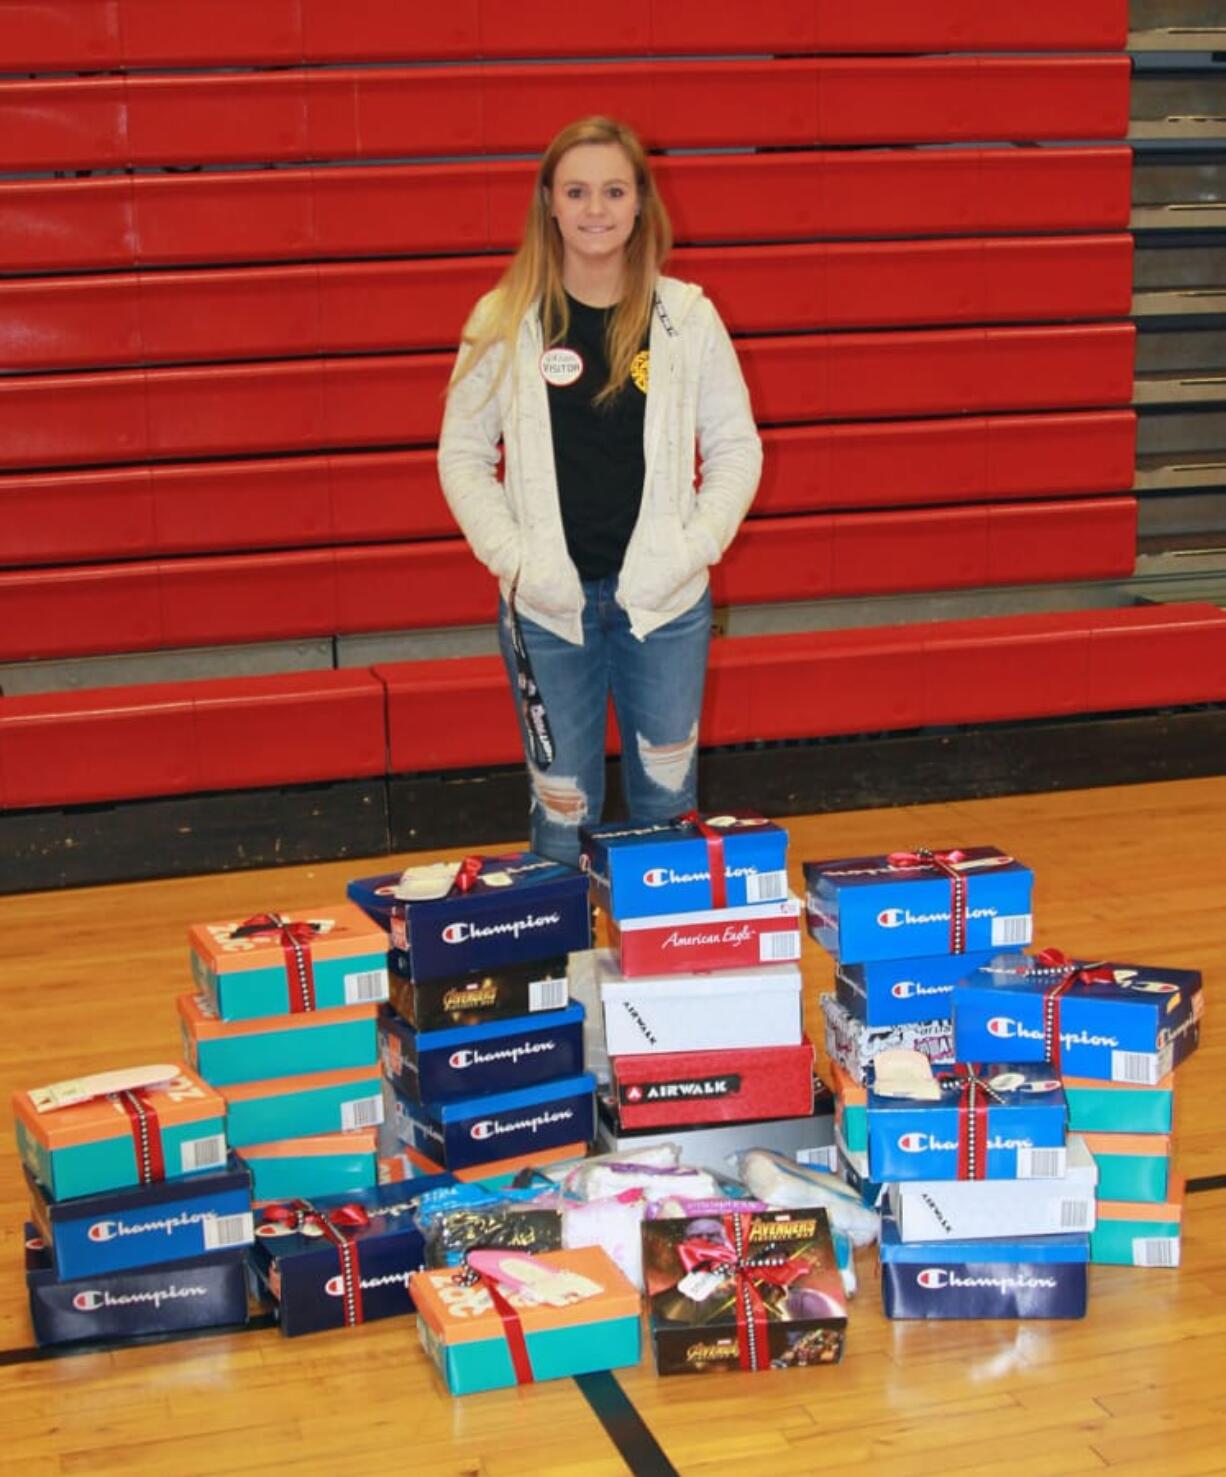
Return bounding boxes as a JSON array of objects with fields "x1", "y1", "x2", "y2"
[{"x1": 437, "y1": 275, "x2": 763, "y2": 645}]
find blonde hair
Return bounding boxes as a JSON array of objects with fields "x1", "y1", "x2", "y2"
[{"x1": 450, "y1": 116, "x2": 672, "y2": 405}]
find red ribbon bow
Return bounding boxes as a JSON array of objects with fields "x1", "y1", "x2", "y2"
[
  {"x1": 887, "y1": 848, "x2": 970, "y2": 954},
  {"x1": 234, "y1": 913, "x2": 319, "y2": 1013},
  {"x1": 935, "y1": 1065, "x2": 1006, "y2": 1182},
  {"x1": 678, "y1": 812, "x2": 729, "y2": 910},
  {"x1": 115, "y1": 1087, "x2": 166, "y2": 1186},
  {"x1": 1029, "y1": 948, "x2": 1117, "y2": 1071},
  {"x1": 450, "y1": 856, "x2": 485, "y2": 895},
  {"x1": 262, "y1": 1200, "x2": 371, "y2": 1327},
  {"x1": 456, "y1": 1263, "x2": 535, "y2": 1385}
]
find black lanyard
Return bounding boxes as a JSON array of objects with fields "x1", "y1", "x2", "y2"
[{"x1": 507, "y1": 596, "x2": 556, "y2": 771}]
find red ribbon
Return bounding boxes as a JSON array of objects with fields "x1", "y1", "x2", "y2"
[
  {"x1": 261, "y1": 1200, "x2": 371, "y2": 1327},
  {"x1": 679, "y1": 812, "x2": 727, "y2": 910},
  {"x1": 116, "y1": 1088, "x2": 165, "y2": 1185},
  {"x1": 1030, "y1": 948, "x2": 1117, "y2": 1071},
  {"x1": 450, "y1": 856, "x2": 485, "y2": 895},
  {"x1": 234, "y1": 914, "x2": 318, "y2": 1013},
  {"x1": 469, "y1": 1270, "x2": 535, "y2": 1385},
  {"x1": 936, "y1": 1065, "x2": 1005, "y2": 1182},
  {"x1": 887, "y1": 848, "x2": 969, "y2": 954}
]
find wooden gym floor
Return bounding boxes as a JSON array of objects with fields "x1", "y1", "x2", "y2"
[{"x1": 0, "y1": 775, "x2": 1222, "y2": 1476}]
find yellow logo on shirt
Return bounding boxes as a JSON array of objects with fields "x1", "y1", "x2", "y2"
[{"x1": 630, "y1": 350, "x2": 650, "y2": 394}]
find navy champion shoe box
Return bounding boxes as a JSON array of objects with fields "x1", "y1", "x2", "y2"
[
  {"x1": 388, "y1": 951, "x2": 569, "y2": 1031},
  {"x1": 24, "y1": 1224, "x2": 248, "y2": 1347}
]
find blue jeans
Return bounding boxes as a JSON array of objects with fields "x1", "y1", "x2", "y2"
[{"x1": 498, "y1": 580, "x2": 712, "y2": 867}]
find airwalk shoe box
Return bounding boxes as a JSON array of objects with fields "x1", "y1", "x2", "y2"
[
  {"x1": 610, "y1": 897, "x2": 802, "y2": 978},
  {"x1": 611, "y1": 1041, "x2": 815, "y2": 1130}
]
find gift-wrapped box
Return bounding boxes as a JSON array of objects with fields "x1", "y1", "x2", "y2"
[
  {"x1": 1091, "y1": 1180, "x2": 1185, "y2": 1267},
  {"x1": 886, "y1": 1134, "x2": 1098, "y2": 1240},
  {"x1": 805, "y1": 846, "x2": 1033, "y2": 964},
  {"x1": 827, "y1": 1061, "x2": 867, "y2": 1156},
  {"x1": 596, "y1": 948, "x2": 802, "y2": 1056},
  {"x1": 247, "y1": 1176, "x2": 453, "y2": 1335},
  {"x1": 612, "y1": 1040, "x2": 815, "y2": 1130},
  {"x1": 595, "y1": 1097, "x2": 834, "y2": 1164},
  {"x1": 953, "y1": 952, "x2": 1203, "y2": 1083},
  {"x1": 1081, "y1": 1131, "x2": 1171, "y2": 1202},
  {"x1": 236, "y1": 1129, "x2": 379, "y2": 1202},
  {"x1": 609, "y1": 896, "x2": 801, "y2": 978},
  {"x1": 379, "y1": 1003, "x2": 585, "y2": 1104},
  {"x1": 221, "y1": 1064, "x2": 383, "y2": 1148},
  {"x1": 388, "y1": 952, "x2": 569, "y2": 1031},
  {"x1": 820, "y1": 992, "x2": 954, "y2": 1084},
  {"x1": 835, "y1": 950, "x2": 993, "y2": 1028},
  {"x1": 177, "y1": 992, "x2": 378, "y2": 1087},
  {"x1": 582, "y1": 813, "x2": 789, "y2": 921},
  {"x1": 14, "y1": 1065, "x2": 228, "y2": 1202},
  {"x1": 643, "y1": 1207, "x2": 847, "y2": 1374},
  {"x1": 867, "y1": 1062, "x2": 1068, "y2": 1183},
  {"x1": 1064, "y1": 1072, "x2": 1175, "y2": 1135},
  {"x1": 189, "y1": 905, "x2": 388, "y2": 1021},
  {"x1": 412, "y1": 1246, "x2": 641, "y2": 1395},
  {"x1": 879, "y1": 1215, "x2": 1089, "y2": 1319},
  {"x1": 27, "y1": 1161, "x2": 253, "y2": 1280}
]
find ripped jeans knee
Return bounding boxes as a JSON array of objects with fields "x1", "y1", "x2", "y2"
[
  {"x1": 635, "y1": 721, "x2": 699, "y2": 796},
  {"x1": 528, "y1": 766, "x2": 589, "y2": 829}
]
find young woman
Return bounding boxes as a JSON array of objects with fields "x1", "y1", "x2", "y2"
[{"x1": 438, "y1": 116, "x2": 762, "y2": 867}]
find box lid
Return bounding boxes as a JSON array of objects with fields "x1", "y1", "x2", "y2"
[
  {"x1": 176, "y1": 992, "x2": 377, "y2": 1039},
  {"x1": 26, "y1": 1158, "x2": 251, "y2": 1221},
  {"x1": 614, "y1": 895, "x2": 800, "y2": 935},
  {"x1": 188, "y1": 904, "x2": 385, "y2": 974},
  {"x1": 595, "y1": 948, "x2": 801, "y2": 999},
  {"x1": 404, "y1": 1002, "x2": 586, "y2": 1053},
  {"x1": 879, "y1": 1215, "x2": 1090, "y2": 1263},
  {"x1": 220, "y1": 1063, "x2": 382, "y2": 1105},
  {"x1": 1080, "y1": 1131, "x2": 1171, "y2": 1157},
  {"x1": 425, "y1": 1072, "x2": 596, "y2": 1126},
  {"x1": 807, "y1": 847, "x2": 1027, "y2": 889},
  {"x1": 237, "y1": 1129, "x2": 379, "y2": 1163},
  {"x1": 13, "y1": 1064, "x2": 223, "y2": 1151}
]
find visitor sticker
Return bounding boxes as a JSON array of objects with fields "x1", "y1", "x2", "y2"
[{"x1": 540, "y1": 347, "x2": 584, "y2": 387}]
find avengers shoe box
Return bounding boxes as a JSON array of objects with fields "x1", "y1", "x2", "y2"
[
  {"x1": 14, "y1": 1066, "x2": 227, "y2": 1202},
  {"x1": 610, "y1": 896, "x2": 802, "y2": 978},
  {"x1": 611, "y1": 1041, "x2": 815, "y2": 1130},
  {"x1": 835, "y1": 950, "x2": 993, "y2": 1027},
  {"x1": 953, "y1": 954, "x2": 1203, "y2": 1083},
  {"x1": 24, "y1": 1224, "x2": 248, "y2": 1347},
  {"x1": 582, "y1": 814, "x2": 789, "y2": 920},
  {"x1": 379, "y1": 1003, "x2": 585, "y2": 1103},
  {"x1": 1091, "y1": 1180, "x2": 1185, "y2": 1267},
  {"x1": 867, "y1": 1063, "x2": 1067, "y2": 1182},
  {"x1": 247, "y1": 1175, "x2": 454, "y2": 1335},
  {"x1": 388, "y1": 953, "x2": 569, "y2": 1031},
  {"x1": 189, "y1": 905, "x2": 388, "y2": 1021},
  {"x1": 879, "y1": 1216, "x2": 1089, "y2": 1319},
  {"x1": 820, "y1": 992, "x2": 954, "y2": 1084},
  {"x1": 596, "y1": 949, "x2": 802, "y2": 1056},
  {"x1": 236, "y1": 1130, "x2": 379, "y2": 1202},
  {"x1": 177, "y1": 993, "x2": 378, "y2": 1087},
  {"x1": 805, "y1": 846, "x2": 1032, "y2": 964},
  {"x1": 886, "y1": 1134, "x2": 1098, "y2": 1240},
  {"x1": 1081, "y1": 1132, "x2": 1172, "y2": 1202},
  {"x1": 1064, "y1": 1072, "x2": 1175, "y2": 1135},
  {"x1": 27, "y1": 1161, "x2": 254, "y2": 1280},
  {"x1": 220, "y1": 1065, "x2": 382, "y2": 1148},
  {"x1": 595, "y1": 1098, "x2": 834, "y2": 1164}
]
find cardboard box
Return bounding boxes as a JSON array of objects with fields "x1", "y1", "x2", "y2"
[
  {"x1": 236, "y1": 1130, "x2": 379, "y2": 1202},
  {"x1": 879, "y1": 1215, "x2": 1089, "y2": 1319},
  {"x1": 1090, "y1": 1180, "x2": 1185, "y2": 1267},
  {"x1": 189, "y1": 905, "x2": 388, "y2": 1021},
  {"x1": 610, "y1": 896, "x2": 802, "y2": 978},
  {"x1": 379, "y1": 1003, "x2": 586, "y2": 1103},
  {"x1": 392, "y1": 1141, "x2": 587, "y2": 1185},
  {"x1": 886, "y1": 1134, "x2": 1098, "y2": 1240},
  {"x1": 611, "y1": 1041, "x2": 815, "y2": 1130},
  {"x1": 596, "y1": 948, "x2": 802, "y2": 1056},
  {"x1": 804, "y1": 846, "x2": 1033, "y2": 964},
  {"x1": 24, "y1": 1224, "x2": 248, "y2": 1347},
  {"x1": 594, "y1": 1096, "x2": 834, "y2": 1164},
  {"x1": 177, "y1": 992, "x2": 378, "y2": 1087},
  {"x1": 388, "y1": 952, "x2": 569, "y2": 1032},
  {"x1": 1081, "y1": 1131, "x2": 1172, "y2": 1202},
  {"x1": 221, "y1": 1064, "x2": 383, "y2": 1148},
  {"x1": 582, "y1": 814, "x2": 789, "y2": 921},
  {"x1": 820, "y1": 992, "x2": 954, "y2": 1084},
  {"x1": 1064, "y1": 1073, "x2": 1175, "y2": 1135},
  {"x1": 13, "y1": 1065, "x2": 227, "y2": 1202},
  {"x1": 835, "y1": 950, "x2": 994, "y2": 1027},
  {"x1": 643, "y1": 1207, "x2": 847, "y2": 1374},
  {"x1": 412, "y1": 1246, "x2": 641, "y2": 1394},
  {"x1": 953, "y1": 954, "x2": 1203, "y2": 1083},
  {"x1": 826, "y1": 1061, "x2": 868, "y2": 1155}
]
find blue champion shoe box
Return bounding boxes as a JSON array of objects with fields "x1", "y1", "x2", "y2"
[
  {"x1": 27, "y1": 1160, "x2": 254, "y2": 1281},
  {"x1": 879, "y1": 1215, "x2": 1089, "y2": 1320},
  {"x1": 581, "y1": 814, "x2": 789, "y2": 921},
  {"x1": 804, "y1": 847, "x2": 1033, "y2": 964},
  {"x1": 379, "y1": 1003, "x2": 586, "y2": 1104},
  {"x1": 24, "y1": 1223, "x2": 248, "y2": 1347},
  {"x1": 388, "y1": 1074, "x2": 596, "y2": 1175},
  {"x1": 835, "y1": 951, "x2": 995, "y2": 1027},
  {"x1": 953, "y1": 954, "x2": 1203, "y2": 1084},
  {"x1": 867, "y1": 1063, "x2": 1067, "y2": 1182}
]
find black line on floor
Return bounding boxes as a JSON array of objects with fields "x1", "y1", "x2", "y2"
[
  {"x1": 1186, "y1": 1173, "x2": 1226, "y2": 1195},
  {"x1": 574, "y1": 1370, "x2": 679, "y2": 1477}
]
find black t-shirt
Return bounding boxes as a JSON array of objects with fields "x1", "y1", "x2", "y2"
[{"x1": 544, "y1": 293, "x2": 649, "y2": 581}]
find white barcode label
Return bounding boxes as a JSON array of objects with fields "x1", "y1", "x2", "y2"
[
  {"x1": 202, "y1": 1211, "x2": 254, "y2": 1250},
  {"x1": 341, "y1": 1094, "x2": 384, "y2": 1131},
  {"x1": 745, "y1": 869, "x2": 788, "y2": 904},
  {"x1": 798, "y1": 1145, "x2": 839, "y2": 1171},
  {"x1": 180, "y1": 1133, "x2": 226, "y2": 1173},
  {"x1": 529, "y1": 976, "x2": 568, "y2": 1011},
  {"x1": 991, "y1": 914, "x2": 1033, "y2": 947},
  {"x1": 345, "y1": 968, "x2": 389, "y2": 1004},
  {"x1": 1058, "y1": 1198, "x2": 1094, "y2": 1231},
  {"x1": 1132, "y1": 1236, "x2": 1180, "y2": 1268},
  {"x1": 760, "y1": 930, "x2": 801, "y2": 962},
  {"x1": 1112, "y1": 1049, "x2": 1160, "y2": 1085},
  {"x1": 1016, "y1": 1147, "x2": 1066, "y2": 1179}
]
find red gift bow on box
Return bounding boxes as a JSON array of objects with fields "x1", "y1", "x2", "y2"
[
  {"x1": 232, "y1": 914, "x2": 321, "y2": 1013},
  {"x1": 677, "y1": 812, "x2": 744, "y2": 909},
  {"x1": 676, "y1": 1214, "x2": 810, "y2": 1372},
  {"x1": 934, "y1": 1065, "x2": 1007, "y2": 1182},
  {"x1": 1028, "y1": 947, "x2": 1118, "y2": 1072},
  {"x1": 116, "y1": 1087, "x2": 166, "y2": 1186},
  {"x1": 450, "y1": 856, "x2": 485, "y2": 895},
  {"x1": 453, "y1": 1260, "x2": 535, "y2": 1385},
  {"x1": 262, "y1": 1200, "x2": 372, "y2": 1327},
  {"x1": 887, "y1": 848, "x2": 1013, "y2": 955}
]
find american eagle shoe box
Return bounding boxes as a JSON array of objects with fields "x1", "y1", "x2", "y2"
[
  {"x1": 611, "y1": 1040, "x2": 815, "y2": 1130},
  {"x1": 886, "y1": 1134, "x2": 1098, "y2": 1240},
  {"x1": 13, "y1": 1067, "x2": 228, "y2": 1202},
  {"x1": 378, "y1": 1003, "x2": 586, "y2": 1104},
  {"x1": 610, "y1": 896, "x2": 802, "y2": 978},
  {"x1": 581, "y1": 814, "x2": 789, "y2": 921},
  {"x1": 1065, "y1": 1073, "x2": 1175, "y2": 1135},
  {"x1": 595, "y1": 1098, "x2": 835, "y2": 1163},
  {"x1": 189, "y1": 905, "x2": 389, "y2": 1022},
  {"x1": 412, "y1": 1246, "x2": 640, "y2": 1395},
  {"x1": 804, "y1": 846, "x2": 1033, "y2": 964},
  {"x1": 177, "y1": 993, "x2": 378, "y2": 1087},
  {"x1": 388, "y1": 952, "x2": 569, "y2": 1031},
  {"x1": 1082, "y1": 1132, "x2": 1172, "y2": 1202},
  {"x1": 879, "y1": 1216, "x2": 1089, "y2": 1320},
  {"x1": 820, "y1": 992, "x2": 954, "y2": 1084},
  {"x1": 236, "y1": 1130, "x2": 379, "y2": 1202},
  {"x1": 388, "y1": 1074, "x2": 596, "y2": 1174},
  {"x1": 24, "y1": 1224, "x2": 248, "y2": 1347},
  {"x1": 953, "y1": 954, "x2": 1203, "y2": 1084},
  {"x1": 835, "y1": 951, "x2": 994, "y2": 1027},
  {"x1": 221, "y1": 1064, "x2": 383, "y2": 1148},
  {"x1": 27, "y1": 1161, "x2": 254, "y2": 1280},
  {"x1": 866, "y1": 1063, "x2": 1068, "y2": 1183},
  {"x1": 595, "y1": 948, "x2": 802, "y2": 1056},
  {"x1": 247, "y1": 1175, "x2": 454, "y2": 1336},
  {"x1": 643, "y1": 1207, "x2": 847, "y2": 1375},
  {"x1": 1091, "y1": 1180, "x2": 1185, "y2": 1267}
]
